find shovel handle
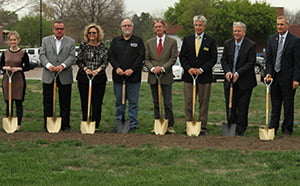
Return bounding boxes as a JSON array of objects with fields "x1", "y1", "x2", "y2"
[
  {"x1": 264, "y1": 79, "x2": 272, "y2": 129},
  {"x1": 6, "y1": 71, "x2": 14, "y2": 117},
  {"x1": 52, "y1": 73, "x2": 60, "y2": 117},
  {"x1": 122, "y1": 79, "x2": 126, "y2": 105},
  {"x1": 87, "y1": 75, "x2": 93, "y2": 123},
  {"x1": 191, "y1": 74, "x2": 198, "y2": 121},
  {"x1": 228, "y1": 83, "x2": 233, "y2": 109}
]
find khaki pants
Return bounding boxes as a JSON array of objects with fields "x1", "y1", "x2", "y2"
[{"x1": 184, "y1": 82, "x2": 211, "y2": 130}]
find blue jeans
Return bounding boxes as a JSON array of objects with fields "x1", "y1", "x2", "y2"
[{"x1": 113, "y1": 82, "x2": 140, "y2": 128}]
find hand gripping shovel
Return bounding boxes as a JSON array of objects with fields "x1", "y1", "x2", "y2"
[
  {"x1": 153, "y1": 73, "x2": 168, "y2": 135},
  {"x1": 47, "y1": 73, "x2": 62, "y2": 133},
  {"x1": 222, "y1": 81, "x2": 236, "y2": 136},
  {"x1": 259, "y1": 79, "x2": 275, "y2": 140},
  {"x1": 186, "y1": 74, "x2": 201, "y2": 136},
  {"x1": 81, "y1": 75, "x2": 96, "y2": 134},
  {"x1": 115, "y1": 77, "x2": 130, "y2": 133},
  {"x1": 2, "y1": 71, "x2": 18, "y2": 133}
]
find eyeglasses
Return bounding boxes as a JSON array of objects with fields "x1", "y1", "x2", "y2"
[
  {"x1": 55, "y1": 28, "x2": 64, "y2": 31},
  {"x1": 88, "y1": 32, "x2": 97, "y2": 35},
  {"x1": 121, "y1": 25, "x2": 132, "y2": 28}
]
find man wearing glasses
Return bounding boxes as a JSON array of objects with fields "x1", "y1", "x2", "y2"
[
  {"x1": 109, "y1": 18, "x2": 145, "y2": 132},
  {"x1": 40, "y1": 20, "x2": 76, "y2": 132}
]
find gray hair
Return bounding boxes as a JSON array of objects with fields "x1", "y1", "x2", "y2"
[
  {"x1": 120, "y1": 18, "x2": 134, "y2": 27},
  {"x1": 233, "y1": 22, "x2": 247, "y2": 31},
  {"x1": 193, "y1": 15, "x2": 207, "y2": 26}
]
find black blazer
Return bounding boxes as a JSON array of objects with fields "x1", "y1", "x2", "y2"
[
  {"x1": 266, "y1": 32, "x2": 300, "y2": 88},
  {"x1": 179, "y1": 33, "x2": 217, "y2": 83},
  {"x1": 221, "y1": 37, "x2": 257, "y2": 90}
]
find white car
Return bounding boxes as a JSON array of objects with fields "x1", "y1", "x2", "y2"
[{"x1": 172, "y1": 58, "x2": 184, "y2": 81}]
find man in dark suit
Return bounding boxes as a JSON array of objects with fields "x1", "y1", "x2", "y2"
[
  {"x1": 179, "y1": 15, "x2": 217, "y2": 135},
  {"x1": 221, "y1": 22, "x2": 257, "y2": 136},
  {"x1": 265, "y1": 16, "x2": 300, "y2": 136},
  {"x1": 40, "y1": 20, "x2": 76, "y2": 131},
  {"x1": 144, "y1": 18, "x2": 178, "y2": 134}
]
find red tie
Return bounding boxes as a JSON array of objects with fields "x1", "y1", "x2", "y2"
[{"x1": 158, "y1": 39, "x2": 162, "y2": 57}]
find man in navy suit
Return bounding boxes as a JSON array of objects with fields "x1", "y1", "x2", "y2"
[
  {"x1": 179, "y1": 15, "x2": 217, "y2": 135},
  {"x1": 221, "y1": 22, "x2": 257, "y2": 136},
  {"x1": 265, "y1": 16, "x2": 300, "y2": 136}
]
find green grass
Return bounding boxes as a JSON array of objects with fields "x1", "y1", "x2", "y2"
[
  {"x1": 0, "y1": 140, "x2": 299, "y2": 185},
  {"x1": 4, "y1": 80, "x2": 299, "y2": 136},
  {"x1": 0, "y1": 80, "x2": 299, "y2": 185}
]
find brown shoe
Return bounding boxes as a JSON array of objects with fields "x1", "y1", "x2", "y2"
[{"x1": 167, "y1": 127, "x2": 176, "y2": 134}]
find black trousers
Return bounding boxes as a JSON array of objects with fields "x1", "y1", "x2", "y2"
[
  {"x1": 6, "y1": 99, "x2": 23, "y2": 126},
  {"x1": 269, "y1": 73, "x2": 295, "y2": 135},
  {"x1": 78, "y1": 81, "x2": 106, "y2": 128},
  {"x1": 224, "y1": 84, "x2": 253, "y2": 135},
  {"x1": 43, "y1": 78, "x2": 72, "y2": 130},
  {"x1": 150, "y1": 84, "x2": 174, "y2": 127}
]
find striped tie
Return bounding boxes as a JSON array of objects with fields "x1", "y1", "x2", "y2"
[
  {"x1": 195, "y1": 35, "x2": 201, "y2": 57},
  {"x1": 275, "y1": 36, "x2": 284, "y2": 72}
]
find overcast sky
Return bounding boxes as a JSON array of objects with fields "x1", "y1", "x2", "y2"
[{"x1": 124, "y1": 0, "x2": 300, "y2": 16}]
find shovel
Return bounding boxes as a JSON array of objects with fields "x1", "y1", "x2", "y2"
[
  {"x1": 153, "y1": 73, "x2": 168, "y2": 135},
  {"x1": 259, "y1": 78, "x2": 275, "y2": 140},
  {"x1": 222, "y1": 81, "x2": 236, "y2": 136},
  {"x1": 186, "y1": 74, "x2": 201, "y2": 136},
  {"x1": 46, "y1": 73, "x2": 62, "y2": 133},
  {"x1": 81, "y1": 74, "x2": 96, "y2": 134},
  {"x1": 115, "y1": 77, "x2": 130, "y2": 133},
  {"x1": 2, "y1": 71, "x2": 18, "y2": 133}
]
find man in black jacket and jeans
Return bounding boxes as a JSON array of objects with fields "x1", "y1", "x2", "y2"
[{"x1": 108, "y1": 18, "x2": 145, "y2": 132}]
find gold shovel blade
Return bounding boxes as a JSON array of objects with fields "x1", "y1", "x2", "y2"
[
  {"x1": 80, "y1": 121, "x2": 96, "y2": 134},
  {"x1": 154, "y1": 119, "x2": 168, "y2": 135},
  {"x1": 2, "y1": 117, "x2": 18, "y2": 133},
  {"x1": 259, "y1": 128, "x2": 275, "y2": 141},
  {"x1": 47, "y1": 117, "x2": 62, "y2": 133},
  {"x1": 186, "y1": 121, "x2": 201, "y2": 136}
]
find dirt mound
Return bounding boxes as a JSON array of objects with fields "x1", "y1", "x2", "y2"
[{"x1": 0, "y1": 132, "x2": 299, "y2": 151}]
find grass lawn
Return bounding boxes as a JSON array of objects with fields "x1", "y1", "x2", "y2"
[{"x1": 0, "y1": 80, "x2": 299, "y2": 185}]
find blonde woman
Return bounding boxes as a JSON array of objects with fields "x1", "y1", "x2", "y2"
[
  {"x1": 0, "y1": 31, "x2": 30, "y2": 130},
  {"x1": 76, "y1": 24, "x2": 108, "y2": 130}
]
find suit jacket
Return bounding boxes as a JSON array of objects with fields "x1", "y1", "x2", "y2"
[
  {"x1": 144, "y1": 36, "x2": 177, "y2": 85},
  {"x1": 40, "y1": 35, "x2": 76, "y2": 84},
  {"x1": 266, "y1": 32, "x2": 300, "y2": 88},
  {"x1": 179, "y1": 33, "x2": 217, "y2": 83},
  {"x1": 221, "y1": 37, "x2": 257, "y2": 90}
]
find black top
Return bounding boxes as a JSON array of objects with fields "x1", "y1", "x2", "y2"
[
  {"x1": 108, "y1": 34, "x2": 145, "y2": 83},
  {"x1": 76, "y1": 42, "x2": 108, "y2": 84}
]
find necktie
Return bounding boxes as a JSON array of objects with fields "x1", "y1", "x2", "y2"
[
  {"x1": 157, "y1": 39, "x2": 162, "y2": 57},
  {"x1": 275, "y1": 36, "x2": 284, "y2": 72},
  {"x1": 195, "y1": 35, "x2": 201, "y2": 57},
  {"x1": 233, "y1": 44, "x2": 240, "y2": 73}
]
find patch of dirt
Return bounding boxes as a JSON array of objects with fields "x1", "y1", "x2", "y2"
[{"x1": 0, "y1": 132, "x2": 299, "y2": 151}]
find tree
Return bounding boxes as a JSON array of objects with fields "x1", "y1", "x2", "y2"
[
  {"x1": 285, "y1": 10, "x2": 300, "y2": 24},
  {"x1": 13, "y1": 15, "x2": 52, "y2": 47},
  {"x1": 42, "y1": 0, "x2": 125, "y2": 43},
  {"x1": 0, "y1": 9, "x2": 18, "y2": 29},
  {"x1": 132, "y1": 12, "x2": 154, "y2": 42},
  {"x1": 165, "y1": 0, "x2": 276, "y2": 47}
]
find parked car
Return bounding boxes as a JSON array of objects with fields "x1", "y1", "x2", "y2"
[
  {"x1": 212, "y1": 47, "x2": 224, "y2": 82},
  {"x1": 142, "y1": 57, "x2": 184, "y2": 81},
  {"x1": 24, "y1": 48, "x2": 40, "y2": 65},
  {"x1": 172, "y1": 58, "x2": 184, "y2": 81}
]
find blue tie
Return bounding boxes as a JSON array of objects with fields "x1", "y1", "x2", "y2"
[{"x1": 233, "y1": 44, "x2": 240, "y2": 73}]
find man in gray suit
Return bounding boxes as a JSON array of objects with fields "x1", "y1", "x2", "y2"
[
  {"x1": 39, "y1": 20, "x2": 76, "y2": 131},
  {"x1": 145, "y1": 18, "x2": 178, "y2": 134}
]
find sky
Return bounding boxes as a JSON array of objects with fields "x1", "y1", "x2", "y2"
[{"x1": 124, "y1": 0, "x2": 300, "y2": 16}]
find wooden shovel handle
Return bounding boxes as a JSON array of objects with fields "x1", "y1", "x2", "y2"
[
  {"x1": 6, "y1": 71, "x2": 14, "y2": 117},
  {"x1": 122, "y1": 80, "x2": 126, "y2": 105},
  {"x1": 228, "y1": 84, "x2": 233, "y2": 109}
]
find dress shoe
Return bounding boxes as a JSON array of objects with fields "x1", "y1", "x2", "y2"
[
  {"x1": 129, "y1": 127, "x2": 137, "y2": 133},
  {"x1": 167, "y1": 127, "x2": 176, "y2": 134},
  {"x1": 200, "y1": 131, "x2": 207, "y2": 136}
]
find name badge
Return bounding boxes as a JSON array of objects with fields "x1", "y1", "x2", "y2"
[
  {"x1": 130, "y1": 43, "x2": 138, "y2": 47},
  {"x1": 203, "y1": 47, "x2": 209, "y2": 51}
]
